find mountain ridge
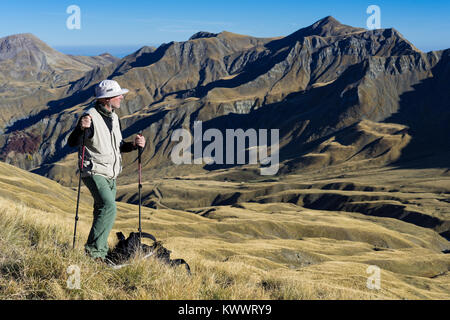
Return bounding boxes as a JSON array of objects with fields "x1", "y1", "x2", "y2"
[{"x1": 0, "y1": 16, "x2": 448, "y2": 187}]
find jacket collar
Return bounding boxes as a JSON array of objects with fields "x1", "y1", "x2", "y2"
[{"x1": 95, "y1": 102, "x2": 114, "y2": 118}]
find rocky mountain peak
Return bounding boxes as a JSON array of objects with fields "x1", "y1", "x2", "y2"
[
  {"x1": 0, "y1": 33, "x2": 54, "y2": 60},
  {"x1": 299, "y1": 16, "x2": 366, "y2": 38},
  {"x1": 1, "y1": 33, "x2": 42, "y2": 43},
  {"x1": 311, "y1": 16, "x2": 341, "y2": 29}
]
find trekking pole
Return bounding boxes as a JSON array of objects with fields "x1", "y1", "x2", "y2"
[
  {"x1": 73, "y1": 129, "x2": 87, "y2": 249},
  {"x1": 138, "y1": 132, "x2": 143, "y2": 247}
]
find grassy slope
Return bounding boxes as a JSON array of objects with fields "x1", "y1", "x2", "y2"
[{"x1": 0, "y1": 161, "x2": 449, "y2": 299}]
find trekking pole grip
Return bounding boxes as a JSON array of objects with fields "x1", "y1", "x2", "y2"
[{"x1": 137, "y1": 131, "x2": 143, "y2": 187}]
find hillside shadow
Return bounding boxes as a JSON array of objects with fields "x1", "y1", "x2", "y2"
[
  {"x1": 183, "y1": 88, "x2": 336, "y2": 172},
  {"x1": 5, "y1": 84, "x2": 96, "y2": 134},
  {"x1": 173, "y1": 48, "x2": 291, "y2": 100},
  {"x1": 130, "y1": 43, "x2": 173, "y2": 68},
  {"x1": 121, "y1": 110, "x2": 169, "y2": 139},
  {"x1": 178, "y1": 51, "x2": 450, "y2": 174},
  {"x1": 177, "y1": 62, "x2": 369, "y2": 173},
  {"x1": 383, "y1": 51, "x2": 450, "y2": 169},
  {"x1": 110, "y1": 42, "x2": 173, "y2": 78}
]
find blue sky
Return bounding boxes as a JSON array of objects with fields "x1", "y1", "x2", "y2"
[{"x1": 1, "y1": 0, "x2": 449, "y2": 56}]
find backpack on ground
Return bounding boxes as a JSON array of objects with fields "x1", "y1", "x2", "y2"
[{"x1": 106, "y1": 232, "x2": 191, "y2": 275}]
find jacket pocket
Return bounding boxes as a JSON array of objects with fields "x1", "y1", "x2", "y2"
[{"x1": 91, "y1": 153, "x2": 115, "y2": 176}]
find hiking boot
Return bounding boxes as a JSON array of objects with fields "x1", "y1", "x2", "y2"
[
  {"x1": 91, "y1": 256, "x2": 116, "y2": 267},
  {"x1": 94, "y1": 257, "x2": 105, "y2": 264}
]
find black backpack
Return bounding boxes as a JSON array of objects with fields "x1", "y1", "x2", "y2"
[{"x1": 106, "y1": 232, "x2": 191, "y2": 275}]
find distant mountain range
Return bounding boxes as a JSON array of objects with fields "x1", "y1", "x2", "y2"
[
  {"x1": 0, "y1": 33, "x2": 118, "y2": 83},
  {"x1": 54, "y1": 45, "x2": 154, "y2": 58},
  {"x1": 0, "y1": 16, "x2": 449, "y2": 186}
]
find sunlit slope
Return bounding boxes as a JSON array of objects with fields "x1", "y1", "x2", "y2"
[
  {"x1": 1, "y1": 161, "x2": 449, "y2": 299},
  {"x1": 116, "y1": 164, "x2": 450, "y2": 242}
]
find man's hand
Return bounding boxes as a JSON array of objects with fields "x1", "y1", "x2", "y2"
[
  {"x1": 80, "y1": 115, "x2": 92, "y2": 130},
  {"x1": 134, "y1": 134, "x2": 146, "y2": 149}
]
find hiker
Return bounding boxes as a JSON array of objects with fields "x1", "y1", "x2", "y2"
[{"x1": 68, "y1": 79, "x2": 146, "y2": 262}]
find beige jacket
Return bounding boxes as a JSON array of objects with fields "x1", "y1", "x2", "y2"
[{"x1": 81, "y1": 107, "x2": 123, "y2": 180}]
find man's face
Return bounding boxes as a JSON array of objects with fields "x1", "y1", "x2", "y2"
[{"x1": 108, "y1": 94, "x2": 124, "y2": 109}]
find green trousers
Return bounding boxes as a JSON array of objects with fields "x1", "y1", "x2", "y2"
[{"x1": 82, "y1": 175, "x2": 117, "y2": 259}]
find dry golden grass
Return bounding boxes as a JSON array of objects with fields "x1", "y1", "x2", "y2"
[{"x1": 0, "y1": 161, "x2": 449, "y2": 300}]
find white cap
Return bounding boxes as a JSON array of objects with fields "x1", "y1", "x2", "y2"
[{"x1": 95, "y1": 80, "x2": 129, "y2": 99}]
